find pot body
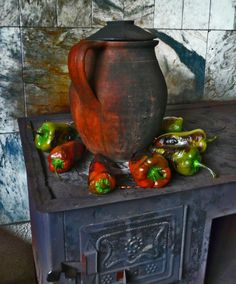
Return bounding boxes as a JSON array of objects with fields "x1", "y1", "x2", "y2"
[{"x1": 68, "y1": 40, "x2": 167, "y2": 161}]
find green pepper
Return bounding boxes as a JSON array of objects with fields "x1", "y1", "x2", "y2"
[
  {"x1": 34, "y1": 122, "x2": 77, "y2": 152},
  {"x1": 156, "y1": 146, "x2": 217, "y2": 178},
  {"x1": 154, "y1": 128, "x2": 217, "y2": 153},
  {"x1": 161, "y1": 116, "x2": 184, "y2": 133}
]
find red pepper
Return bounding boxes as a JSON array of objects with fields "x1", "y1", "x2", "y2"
[
  {"x1": 129, "y1": 152, "x2": 171, "y2": 188},
  {"x1": 88, "y1": 156, "x2": 116, "y2": 194},
  {"x1": 48, "y1": 140, "x2": 85, "y2": 174}
]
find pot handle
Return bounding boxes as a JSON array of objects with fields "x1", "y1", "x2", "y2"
[{"x1": 68, "y1": 40, "x2": 106, "y2": 108}]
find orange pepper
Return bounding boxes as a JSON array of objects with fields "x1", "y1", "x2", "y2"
[{"x1": 129, "y1": 152, "x2": 171, "y2": 188}]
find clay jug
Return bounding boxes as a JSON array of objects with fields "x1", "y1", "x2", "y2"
[{"x1": 68, "y1": 21, "x2": 167, "y2": 161}]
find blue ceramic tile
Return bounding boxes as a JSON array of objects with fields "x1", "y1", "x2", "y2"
[
  {"x1": 0, "y1": 133, "x2": 29, "y2": 225},
  {"x1": 152, "y1": 29, "x2": 207, "y2": 104},
  {"x1": 0, "y1": 0, "x2": 20, "y2": 26},
  {"x1": 204, "y1": 31, "x2": 236, "y2": 100},
  {"x1": 0, "y1": 27, "x2": 24, "y2": 133}
]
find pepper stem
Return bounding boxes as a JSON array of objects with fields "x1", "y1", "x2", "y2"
[
  {"x1": 206, "y1": 136, "x2": 217, "y2": 143},
  {"x1": 33, "y1": 130, "x2": 43, "y2": 136},
  {"x1": 147, "y1": 166, "x2": 166, "y2": 181},
  {"x1": 194, "y1": 160, "x2": 218, "y2": 178},
  {"x1": 95, "y1": 178, "x2": 111, "y2": 194},
  {"x1": 52, "y1": 158, "x2": 64, "y2": 178},
  {"x1": 54, "y1": 168, "x2": 61, "y2": 179}
]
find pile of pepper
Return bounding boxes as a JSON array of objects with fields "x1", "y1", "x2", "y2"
[
  {"x1": 34, "y1": 121, "x2": 116, "y2": 195},
  {"x1": 128, "y1": 116, "x2": 217, "y2": 189},
  {"x1": 34, "y1": 116, "x2": 217, "y2": 195}
]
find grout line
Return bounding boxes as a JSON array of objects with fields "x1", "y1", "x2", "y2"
[
  {"x1": 19, "y1": 26, "x2": 27, "y2": 118},
  {"x1": 56, "y1": 0, "x2": 58, "y2": 27},
  {"x1": 152, "y1": 0, "x2": 156, "y2": 29},
  {"x1": 204, "y1": 0, "x2": 212, "y2": 99},
  {"x1": 0, "y1": 132, "x2": 19, "y2": 135},
  {"x1": 234, "y1": 7, "x2": 236, "y2": 30},
  {"x1": 91, "y1": 0, "x2": 93, "y2": 27},
  {"x1": 208, "y1": 0, "x2": 212, "y2": 31},
  {"x1": 181, "y1": 0, "x2": 185, "y2": 29},
  {"x1": 18, "y1": 0, "x2": 27, "y2": 117}
]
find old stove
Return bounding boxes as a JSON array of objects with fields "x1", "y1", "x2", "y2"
[{"x1": 18, "y1": 101, "x2": 236, "y2": 284}]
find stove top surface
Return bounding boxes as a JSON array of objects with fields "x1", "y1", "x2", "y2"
[{"x1": 18, "y1": 101, "x2": 236, "y2": 213}]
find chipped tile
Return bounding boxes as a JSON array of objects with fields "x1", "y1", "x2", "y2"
[
  {"x1": 0, "y1": 27, "x2": 24, "y2": 133},
  {"x1": 209, "y1": 0, "x2": 235, "y2": 30},
  {"x1": 124, "y1": 0, "x2": 155, "y2": 28},
  {"x1": 0, "y1": 0, "x2": 20, "y2": 26},
  {"x1": 22, "y1": 27, "x2": 98, "y2": 116},
  {"x1": 204, "y1": 31, "x2": 236, "y2": 100},
  {"x1": 19, "y1": 0, "x2": 57, "y2": 27},
  {"x1": 0, "y1": 133, "x2": 29, "y2": 225},
  {"x1": 57, "y1": 0, "x2": 92, "y2": 27},
  {"x1": 182, "y1": 0, "x2": 210, "y2": 29},
  {"x1": 92, "y1": 0, "x2": 123, "y2": 25},
  {"x1": 153, "y1": 29, "x2": 207, "y2": 104},
  {"x1": 154, "y1": 0, "x2": 183, "y2": 29}
]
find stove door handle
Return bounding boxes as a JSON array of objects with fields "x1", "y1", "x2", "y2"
[
  {"x1": 47, "y1": 261, "x2": 82, "y2": 282},
  {"x1": 47, "y1": 270, "x2": 61, "y2": 282}
]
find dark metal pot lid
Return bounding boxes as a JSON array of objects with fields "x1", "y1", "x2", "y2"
[{"x1": 87, "y1": 20, "x2": 155, "y2": 41}]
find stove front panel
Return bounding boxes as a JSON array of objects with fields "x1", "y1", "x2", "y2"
[{"x1": 79, "y1": 206, "x2": 186, "y2": 284}]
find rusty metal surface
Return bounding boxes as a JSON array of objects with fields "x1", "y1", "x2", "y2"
[{"x1": 18, "y1": 101, "x2": 236, "y2": 213}]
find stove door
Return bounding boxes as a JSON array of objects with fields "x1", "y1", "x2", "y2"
[{"x1": 79, "y1": 206, "x2": 186, "y2": 284}]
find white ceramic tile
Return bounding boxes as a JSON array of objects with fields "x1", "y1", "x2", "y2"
[
  {"x1": 92, "y1": 0, "x2": 123, "y2": 25},
  {"x1": 57, "y1": 0, "x2": 92, "y2": 27},
  {"x1": 124, "y1": 0, "x2": 155, "y2": 28},
  {"x1": 182, "y1": 0, "x2": 210, "y2": 29},
  {"x1": 154, "y1": 30, "x2": 207, "y2": 104},
  {"x1": 19, "y1": 0, "x2": 57, "y2": 27},
  {"x1": 0, "y1": 0, "x2": 20, "y2": 26},
  {"x1": 204, "y1": 31, "x2": 236, "y2": 100},
  {"x1": 209, "y1": 0, "x2": 235, "y2": 30},
  {"x1": 154, "y1": 0, "x2": 183, "y2": 29}
]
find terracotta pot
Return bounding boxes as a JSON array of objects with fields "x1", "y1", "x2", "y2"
[{"x1": 68, "y1": 21, "x2": 167, "y2": 161}]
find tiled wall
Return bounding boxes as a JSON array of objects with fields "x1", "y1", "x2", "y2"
[{"x1": 0, "y1": 0, "x2": 235, "y2": 226}]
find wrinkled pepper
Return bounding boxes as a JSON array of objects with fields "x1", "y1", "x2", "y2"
[
  {"x1": 161, "y1": 116, "x2": 184, "y2": 133},
  {"x1": 34, "y1": 121, "x2": 77, "y2": 152},
  {"x1": 153, "y1": 128, "x2": 217, "y2": 153},
  {"x1": 156, "y1": 146, "x2": 217, "y2": 178},
  {"x1": 88, "y1": 156, "x2": 116, "y2": 194},
  {"x1": 129, "y1": 152, "x2": 171, "y2": 188},
  {"x1": 48, "y1": 140, "x2": 85, "y2": 174}
]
